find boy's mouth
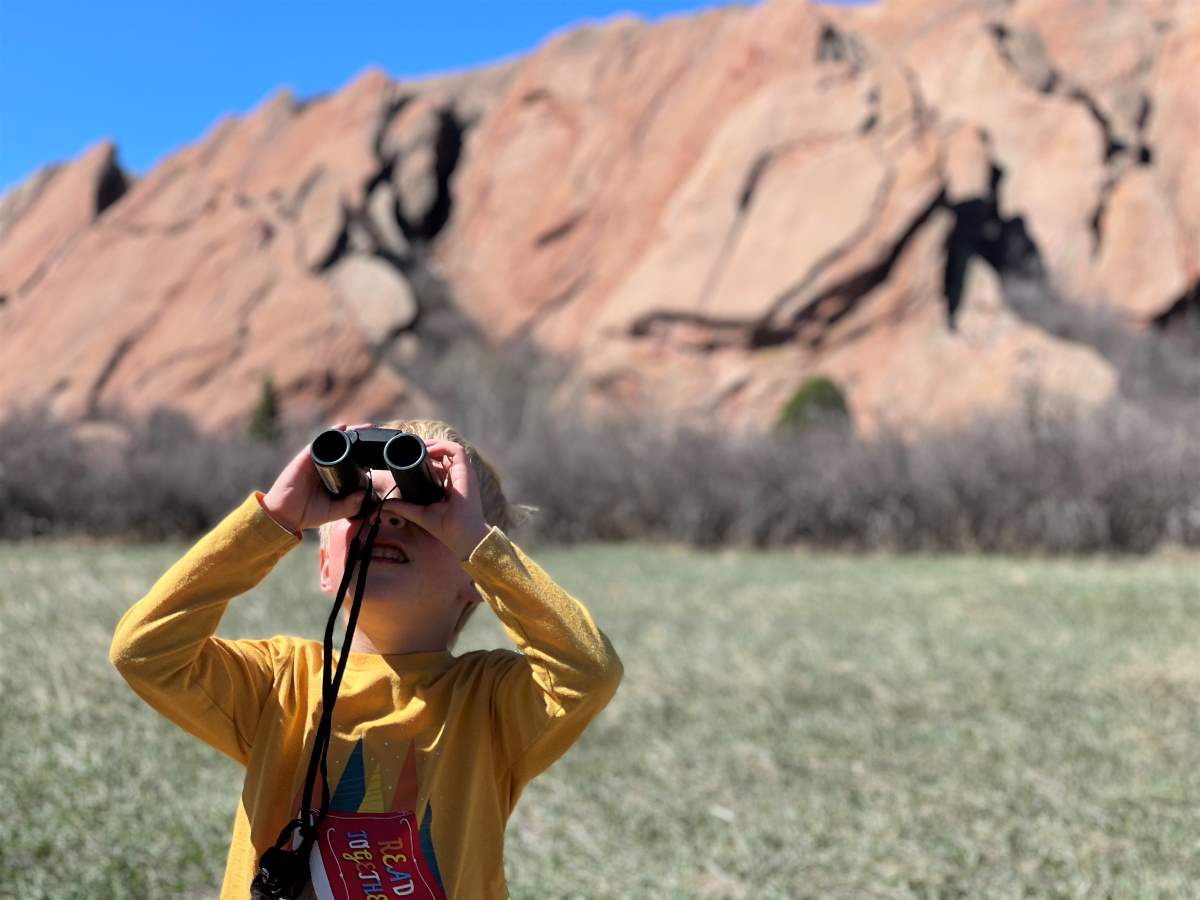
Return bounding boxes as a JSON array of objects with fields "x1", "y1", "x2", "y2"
[{"x1": 370, "y1": 542, "x2": 410, "y2": 565}]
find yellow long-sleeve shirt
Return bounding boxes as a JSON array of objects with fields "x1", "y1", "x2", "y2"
[{"x1": 109, "y1": 493, "x2": 622, "y2": 899}]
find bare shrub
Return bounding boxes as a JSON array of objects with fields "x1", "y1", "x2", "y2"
[
  {"x1": 481, "y1": 388, "x2": 1200, "y2": 555},
  {"x1": 0, "y1": 406, "x2": 285, "y2": 540}
]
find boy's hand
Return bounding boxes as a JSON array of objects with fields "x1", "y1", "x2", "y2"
[
  {"x1": 387, "y1": 440, "x2": 491, "y2": 561},
  {"x1": 261, "y1": 423, "x2": 370, "y2": 533}
]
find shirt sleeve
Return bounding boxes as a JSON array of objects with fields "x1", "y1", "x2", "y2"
[
  {"x1": 462, "y1": 528, "x2": 623, "y2": 796},
  {"x1": 109, "y1": 492, "x2": 300, "y2": 765}
]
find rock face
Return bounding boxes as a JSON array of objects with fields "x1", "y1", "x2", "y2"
[{"x1": 0, "y1": 0, "x2": 1195, "y2": 434}]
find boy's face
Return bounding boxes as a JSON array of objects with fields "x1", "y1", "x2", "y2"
[{"x1": 317, "y1": 469, "x2": 479, "y2": 649}]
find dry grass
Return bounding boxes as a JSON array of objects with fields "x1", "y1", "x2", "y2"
[{"x1": 4, "y1": 539, "x2": 1200, "y2": 897}]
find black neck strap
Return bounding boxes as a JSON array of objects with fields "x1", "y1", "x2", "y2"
[{"x1": 252, "y1": 500, "x2": 382, "y2": 899}]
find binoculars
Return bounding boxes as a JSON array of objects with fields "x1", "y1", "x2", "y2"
[{"x1": 309, "y1": 428, "x2": 444, "y2": 505}]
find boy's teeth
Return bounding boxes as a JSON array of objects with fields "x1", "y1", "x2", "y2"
[{"x1": 372, "y1": 547, "x2": 408, "y2": 563}]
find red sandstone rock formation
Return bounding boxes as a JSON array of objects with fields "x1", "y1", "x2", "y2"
[{"x1": 1, "y1": 0, "x2": 1193, "y2": 434}]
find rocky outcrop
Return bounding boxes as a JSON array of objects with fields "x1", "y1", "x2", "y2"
[{"x1": 0, "y1": 0, "x2": 1194, "y2": 434}]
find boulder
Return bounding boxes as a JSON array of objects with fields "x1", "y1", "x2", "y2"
[
  {"x1": 1089, "y1": 169, "x2": 1189, "y2": 319},
  {"x1": 327, "y1": 255, "x2": 418, "y2": 346}
]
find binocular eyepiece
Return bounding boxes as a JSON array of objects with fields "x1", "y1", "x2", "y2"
[{"x1": 309, "y1": 428, "x2": 444, "y2": 506}]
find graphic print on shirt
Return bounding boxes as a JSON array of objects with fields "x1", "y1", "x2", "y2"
[{"x1": 296, "y1": 735, "x2": 447, "y2": 900}]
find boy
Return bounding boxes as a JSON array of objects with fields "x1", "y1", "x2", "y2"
[{"x1": 109, "y1": 419, "x2": 623, "y2": 899}]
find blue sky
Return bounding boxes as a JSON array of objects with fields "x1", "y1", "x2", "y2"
[{"x1": 0, "y1": 1, "x2": 867, "y2": 193}]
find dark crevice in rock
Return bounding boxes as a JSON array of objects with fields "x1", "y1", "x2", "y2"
[
  {"x1": 313, "y1": 206, "x2": 351, "y2": 272},
  {"x1": 285, "y1": 167, "x2": 326, "y2": 220},
  {"x1": 394, "y1": 199, "x2": 418, "y2": 244},
  {"x1": 817, "y1": 23, "x2": 866, "y2": 67},
  {"x1": 1066, "y1": 88, "x2": 1126, "y2": 162},
  {"x1": 363, "y1": 93, "x2": 411, "y2": 205},
  {"x1": 369, "y1": 244, "x2": 408, "y2": 273},
  {"x1": 352, "y1": 195, "x2": 410, "y2": 263},
  {"x1": 943, "y1": 163, "x2": 1043, "y2": 326},
  {"x1": 859, "y1": 86, "x2": 880, "y2": 134},
  {"x1": 86, "y1": 324, "x2": 152, "y2": 415},
  {"x1": 900, "y1": 64, "x2": 933, "y2": 135},
  {"x1": 738, "y1": 152, "x2": 774, "y2": 212},
  {"x1": 535, "y1": 212, "x2": 584, "y2": 247},
  {"x1": 1134, "y1": 95, "x2": 1154, "y2": 167},
  {"x1": 95, "y1": 158, "x2": 130, "y2": 218},
  {"x1": 363, "y1": 156, "x2": 396, "y2": 200},
  {"x1": 1136, "y1": 94, "x2": 1153, "y2": 130},
  {"x1": 371, "y1": 93, "x2": 413, "y2": 161},
  {"x1": 413, "y1": 108, "x2": 464, "y2": 241},
  {"x1": 628, "y1": 311, "x2": 758, "y2": 349},
  {"x1": 1089, "y1": 185, "x2": 1109, "y2": 255}
]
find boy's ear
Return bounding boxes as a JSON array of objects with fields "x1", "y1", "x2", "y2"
[{"x1": 318, "y1": 545, "x2": 335, "y2": 595}]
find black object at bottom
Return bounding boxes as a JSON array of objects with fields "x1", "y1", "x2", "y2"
[{"x1": 250, "y1": 844, "x2": 311, "y2": 900}]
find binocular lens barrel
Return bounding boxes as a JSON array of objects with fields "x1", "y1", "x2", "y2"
[
  {"x1": 382, "y1": 433, "x2": 425, "y2": 470},
  {"x1": 383, "y1": 433, "x2": 443, "y2": 505},
  {"x1": 310, "y1": 430, "x2": 365, "y2": 498}
]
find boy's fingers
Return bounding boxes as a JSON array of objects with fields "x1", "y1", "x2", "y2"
[
  {"x1": 423, "y1": 440, "x2": 470, "y2": 473},
  {"x1": 385, "y1": 498, "x2": 434, "y2": 529},
  {"x1": 334, "y1": 490, "x2": 369, "y2": 520}
]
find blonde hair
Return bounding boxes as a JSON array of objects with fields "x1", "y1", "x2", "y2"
[{"x1": 318, "y1": 419, "x2": 516, "y2": 552}]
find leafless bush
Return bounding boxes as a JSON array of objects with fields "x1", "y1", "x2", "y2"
[
  {"x1": 485, "y1": 394, "x2": 1200, "y2": 555},
  {"x1": 0, "y1": 406, "x2": 285, "y2": 540}
]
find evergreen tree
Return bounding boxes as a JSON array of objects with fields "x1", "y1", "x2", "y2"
[{"x1": 248, "y1": 374, "x2": 281, "y2": 444}]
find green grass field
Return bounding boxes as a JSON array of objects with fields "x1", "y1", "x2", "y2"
[{"x1": 3, "y1": 540, "x2": 1200, "y2": 898}]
